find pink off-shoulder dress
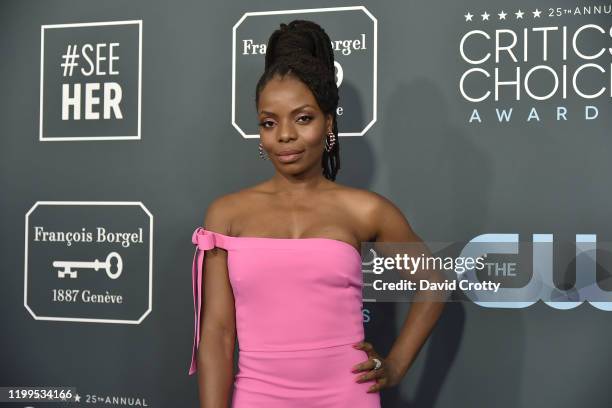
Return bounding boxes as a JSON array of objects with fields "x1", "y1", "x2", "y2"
[{"x1": 189, "y1": 227, "x2": 381, "y2": 407}]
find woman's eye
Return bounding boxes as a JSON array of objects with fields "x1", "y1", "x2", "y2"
[{"x1": 258, "y1": 116, "x2": 311, "y2": 128}]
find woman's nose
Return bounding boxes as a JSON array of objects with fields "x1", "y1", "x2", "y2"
[{"x1": 277, "y1": 120, "x2": 296, "y2": 142}]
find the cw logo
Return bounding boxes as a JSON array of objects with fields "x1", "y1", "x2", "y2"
[{"x1": 458, "y1": 234, "x2": 611, "y2": 311}]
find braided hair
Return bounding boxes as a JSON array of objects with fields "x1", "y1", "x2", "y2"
[{"x1": 255, "y1": 20, "x2": 341, "y2": 181}]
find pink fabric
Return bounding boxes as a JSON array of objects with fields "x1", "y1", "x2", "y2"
[{"x1": 189, "y1": 227, "x2": 381, "y2": 406}]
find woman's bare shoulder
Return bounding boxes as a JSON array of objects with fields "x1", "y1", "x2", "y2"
[
  {"x1": 201, "y1": 186, "x2": 266, "y2": 234},
  {"x1": 332, "y1": 183, "x2": 414, "y2": 238},
  {"x1": 332, "y1": 183, "x2": 388, "y2": 214}
]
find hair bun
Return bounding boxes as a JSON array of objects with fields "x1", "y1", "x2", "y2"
[
  {"x1": 264, "y1": 20, "x2": 335, "y2": 82},
  {"x1": 270, "y1": 21, "x2": 321, "y2": 63}
]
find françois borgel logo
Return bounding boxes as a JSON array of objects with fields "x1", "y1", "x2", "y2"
[
  {"x1": 232, "y1": 6, "x2": 377, "y2": 138},
  {"x1": 39, "y1": 20, "x2": 142, "y2": 141},
  {"x1": 458, "y1": 6, "x2": 611, "y2": 124},
  {"x1": 24, "y1": 202, "x2": 153, "y2": 324}
]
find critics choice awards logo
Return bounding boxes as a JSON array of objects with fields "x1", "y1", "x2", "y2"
[{"x1": 458, "y1": 5, "x2": 612, "y2": 124}]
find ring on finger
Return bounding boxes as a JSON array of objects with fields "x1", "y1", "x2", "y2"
[{"x1": 371, "y1": 358, "x2": 382, "y2": 370}]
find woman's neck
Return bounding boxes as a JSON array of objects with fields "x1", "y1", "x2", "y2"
[{"x1": 269, "y1": 172, "x2": 332, "y2": 195}]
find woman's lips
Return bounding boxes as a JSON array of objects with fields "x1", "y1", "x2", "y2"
[{"x1": 276, "y1": 151, "x2": 304, "y2": 163}]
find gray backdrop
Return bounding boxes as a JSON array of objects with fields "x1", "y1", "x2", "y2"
[{"x1": 1, "y1": 0, "x2": 611, "y2": 407}]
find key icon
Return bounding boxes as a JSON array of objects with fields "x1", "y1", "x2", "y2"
[{"x1": 53, "y1": 251, "x2": 123, "y2": 279}]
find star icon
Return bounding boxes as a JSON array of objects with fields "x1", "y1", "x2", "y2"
[
  {"x1": 75, "y1": 394, "x2": 81, "y2": 402},
  {"x1": 481, "y1": 11, "x2": 490, "y2": 21},
  {"x1": 498, "y1": 10, "x2": 507, "y2": 20},
  {"x1": 533, "y1": 8, "x2": 542, "y2": 18},
  {"x1": 464, "y1": 12, "x2": 474, "y2": 21},
  {"x1": 515, "y1": 9, "x2": 524, "y2": 19}
]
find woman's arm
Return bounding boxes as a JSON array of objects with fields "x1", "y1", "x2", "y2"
[
  {"x1": 368, "y1": 193, "x2": 447, "y2": 382},
  {"x1": 197, "y1": 198, "x2": 237, "y2": 407}
]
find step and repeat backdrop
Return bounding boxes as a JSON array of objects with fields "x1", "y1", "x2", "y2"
[{"x1": 1, "y1": 1, "x2": 611, "y2": 407}]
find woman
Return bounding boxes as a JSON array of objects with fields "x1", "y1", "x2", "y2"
[{"x1": 189, "y1": 20, "x2": 445, "y2": 407}]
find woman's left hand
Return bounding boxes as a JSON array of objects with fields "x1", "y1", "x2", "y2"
[{"x1": 351, "y1": 341, "x2": 404, "y2": 393}]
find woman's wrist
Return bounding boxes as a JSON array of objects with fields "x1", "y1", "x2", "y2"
[{"x1": 384, "y1": 352, "x2": 411, "y2": 382}]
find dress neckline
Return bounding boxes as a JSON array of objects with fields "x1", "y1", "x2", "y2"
[{"x1": 202, "y1": 228, "x2": 361, "y2": 259}]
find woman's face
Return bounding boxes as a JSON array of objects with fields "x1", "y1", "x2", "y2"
[{"x1": 257, "y1": 74, "x2": 332, "y2": 174}]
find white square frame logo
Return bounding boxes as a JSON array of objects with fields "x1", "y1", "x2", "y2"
[
  {"x1": 232, "y1": 6, "x2": 377, "y2": 139},
  {"x1": 39, "y1": 20, "x2": 143, "y2": 142},
  {"x1": 24, "y1": 201, "x2": 154, "y2": 324}
]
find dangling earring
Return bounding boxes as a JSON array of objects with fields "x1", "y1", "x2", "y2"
[
  {"x1": 325, "y1": 131, "x2": 336, "y2": 152},
  {"x1": 258, "y1": 141, "x2": 269, "y2": 160}
]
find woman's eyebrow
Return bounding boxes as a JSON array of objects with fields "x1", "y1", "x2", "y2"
[{"x1": 259, "y1": 104, "x2": 315, "y2": 116}]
